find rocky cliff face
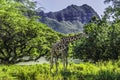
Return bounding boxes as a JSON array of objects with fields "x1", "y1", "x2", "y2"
[{"x1": 38, "y1": 4, "x2": 100, "y2": 34}]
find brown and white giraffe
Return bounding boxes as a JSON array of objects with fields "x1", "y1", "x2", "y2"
[{"x1": 50, "y1": 33, "x2": 87, "y2": 73}]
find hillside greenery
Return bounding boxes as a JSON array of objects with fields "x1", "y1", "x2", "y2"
[
  {"x1": 73, "y1": 0, "x2": 120, "y2": 61},
  {"x1": 1, "y1": 0, "x2": 120, "y2": 80},
  {"x1": 1, "y1": 0, "x2": 120, "y2": 63}
]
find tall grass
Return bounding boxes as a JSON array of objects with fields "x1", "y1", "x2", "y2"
[{"x1": 0, "y1": 60, "x2": 120, "y2": 80}]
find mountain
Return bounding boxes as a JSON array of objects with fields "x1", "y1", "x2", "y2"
[{"x1": 38, "y1": 4, "x2": 100, "y2": 34}]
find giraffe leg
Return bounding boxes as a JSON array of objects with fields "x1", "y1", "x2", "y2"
[
  {"x1": 50, "y1": 60, "x2": 53, "y2": 73},
  {"x1": 63, "y1": 56, "x2": 65, "y2": 71},
  {"x1": 62, "y1": 50, "x2": 66, "y2": 72},
  {"x1": 50, "y1": 51, "x2": 54, "y2": 73},
  {"x1": 65, "y1": 56, "x2": 68, "y2": 71},
  {"x1": 65, "y1": 48, "x2": 68, "y2": 71},
  {"x1": 55, "y1": 56, "x2": 58, "y2": 73}
]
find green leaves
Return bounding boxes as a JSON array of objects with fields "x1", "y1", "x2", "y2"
[
  {"x1": 1, "y1": 61, "x2": 120, "y2": 80},
  {"x1": 0, "y1": 0, "x2": 63, "y2": 64},
  {"x1": 104, "y1": 0, "x2": 120, "y2": 20},
  {"x1": 74, "y1": 17, "x2": 120, "y2": 61}
]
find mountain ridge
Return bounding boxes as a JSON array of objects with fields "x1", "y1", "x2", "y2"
[{"x1": 38, "y1": 4, "x2": 100, "y2": 34}]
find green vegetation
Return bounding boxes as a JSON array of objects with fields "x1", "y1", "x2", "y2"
[
  {"x1": 1, "y1": 0, "x2": 120, "y2": 80},
  {"x1": 73, "y1": 0, "x2": 120, "y2": 61},
  {"x1": 74, "y1": 17, "x2": 120, "y2": 61},
  {"x1": 0, "y1": 61, "x2": 120, "y2": 80},
  {"x1": 0, "y1": 0, "x2": 64, "y2": 64}
]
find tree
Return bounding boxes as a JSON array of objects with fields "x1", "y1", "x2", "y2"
[
  {"x1": 104, "y1": 0, "x2": 120, "y2": 20},
  {"x1": 0, "y1": 0, "x2": 63, "y2": 64},
  {"x1": 13, "y1": 0, "x2": 38, "y2": 17},
  {"x1": 104, "y1": 0, "x2": 120, "y2": 59},
  {"x1": 72, "y1": 0, "x2": 120, "y2": 62},
  {"x1": 73, "y1": 17, "x2": 120, "y2": 61}
]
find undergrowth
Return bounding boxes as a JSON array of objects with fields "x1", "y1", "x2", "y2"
[{"x1": 0, "y1": 60, "x2": 120, "y2": 80}]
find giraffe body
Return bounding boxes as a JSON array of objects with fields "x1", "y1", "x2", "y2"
[
  {"x1": 50, "y1": 38, "x2": 68, "y2": 73},
  {"x1": 50, "y1": 33, "x2": 86, "y2": 73}
]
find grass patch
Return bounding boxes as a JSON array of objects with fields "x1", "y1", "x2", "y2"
[{"x1": 0, "y1": 61, "x2": 120, "y2": 80}]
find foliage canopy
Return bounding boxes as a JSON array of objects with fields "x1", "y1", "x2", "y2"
[
  {"x1": 0, "y1": 0, "x2": 63, "y2": 64},
  {"x1": 71, "y1": 0, "x2": 120, "y2": 61}
]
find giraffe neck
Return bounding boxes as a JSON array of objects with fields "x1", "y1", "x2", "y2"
[
  {"x1": 53, "y1": 33, "x2": 86, "y2": 52},
  {"x1": 62, "y1": 33, "x2": 86, "y2": 43}
]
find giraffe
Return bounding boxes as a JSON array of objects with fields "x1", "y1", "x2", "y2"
[{"x1": 50, "y1": 33, "x2": 86, "y2": 73}]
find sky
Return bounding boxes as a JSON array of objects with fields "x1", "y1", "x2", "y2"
[{"x1": 35, "y1": 0, "x2": 109, "y2": 17}]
